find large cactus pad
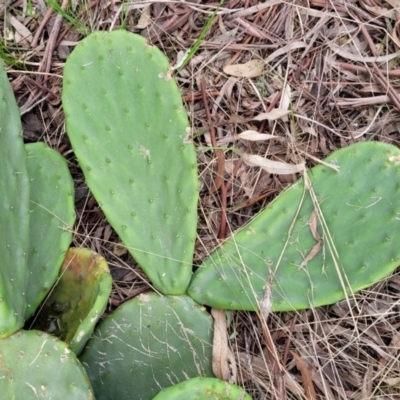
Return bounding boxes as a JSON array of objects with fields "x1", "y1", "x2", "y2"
[
  {"x1": 151, "y1": 377, "x2": 252, "y2": 400},
  {"x1": 80, "y1": 293, "x2": 214, "y2": 400},
  {"x1": 0, "y1": 330, "x2": 94, "y2": 399},
  {"x1": 62, "y1": 31, "x2": 198, "y2": 295},
  {"x1": 188, "y1": 142, "x2": 400, "y2": 311},
  {"x1": 24, "y1": 142, "x2": 75, "y2": 319},
  {"x1": 0, "y1": 60, "x2": 30, "y2": 336}
]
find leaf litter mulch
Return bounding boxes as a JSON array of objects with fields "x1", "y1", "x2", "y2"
[{"x1": 2, "y1": 0, "x2": 400, "y2": 399}]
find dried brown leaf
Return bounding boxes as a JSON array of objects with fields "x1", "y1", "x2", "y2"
[
  {"x1": 113, "y1": 242, "x2": 127, "y2": 257},
  {"x1": 211, "y1": 308, "x2": 237, "y2": 383},
  {"x1": 223, "y1": 59, "x2": 264, "y2": 78},
  {"x1": 135, "y1": 5, "x2": 151, "y2": 29},
  {"x1": 252, "y1": 109, "x2": 290, "y2": 121},
  {"x1": 241, "y1": 152, "x2": 305, "y2": 175},
  {"x1": 328, "y1": 42, "x2": 400, "y2": 62},
  {"x1": 291, "y1": 351, "x2": 317, "y2": 400},
  {"x1": 264, "y1": 41, "x2": 307, "y2": 63},
  {"x1": 8, "y1": 16, "x2": 32, "y2": 43},
  {"x1": 236, "y1": 130, "x2": 280, "y2": 141}
]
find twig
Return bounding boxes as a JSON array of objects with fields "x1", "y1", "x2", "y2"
[{"x1": 200, "y1": 79, "x2": 227, "y2": 239}]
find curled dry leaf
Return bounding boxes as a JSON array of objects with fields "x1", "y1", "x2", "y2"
[
  {"x1": 328, "y1": 42, "x2": 400, "y2": 62},
  {"x1": 264, "y1": 41, "x2": 307, "y2": 64},
  {"x1": 211, "y1": 308, "x2": 237, "y2": 383},
  {"x1": 241, "y1": 152, "x2": 305, "y2": 175},
  {"x1": 236, "y1": 130, "x2": 280, "y2": 141},
  {"x1": 223, "y1": 59, "x2": 264, "y2": 78}
]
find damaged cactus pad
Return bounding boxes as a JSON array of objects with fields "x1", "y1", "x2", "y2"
[{"x1": 32, "y1": 247, "x2": 112, "y2": 355}]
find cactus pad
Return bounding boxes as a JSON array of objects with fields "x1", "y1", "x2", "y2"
[
  {"x1": 32, "y1": 247, "x2": 112, "y2": 355},
  {"x1": 188, "y1": 142, "x2": 400, "y2": 311},
  {"x1": 0, "y1": 329, "x2": 94, "y2": 399},
  {"x1": 0, "y1": 60, "x2": 30, "y2": 336},
  {"x1": 62, "y1": 31, "x2": 198, "y2": 294},
  {"x1": 151, "y1": 377, "x2": 252, "y2": 400},
  {"x1": 80, "y1": 293, "x2": 214, "y2": 400},
  {"x1": 24, "y1": 142, "x2": 76, "y2": 319}
]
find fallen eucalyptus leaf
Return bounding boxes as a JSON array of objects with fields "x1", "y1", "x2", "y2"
[
  {"x1": 241, "y1": 152, "x2": 305, "y2": 175},
  {"x1": 236, "y1": 130, "x2": 280, "y2": 141},
  {"x1": 252, "y1": 109, "x2": 290, "y2": 121},
  {"x1": 223, "y1": 59, "x2": 264, "y2": 78}
]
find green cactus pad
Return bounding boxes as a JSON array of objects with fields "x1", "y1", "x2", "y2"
[
  {"x1": 32, "y1": 247, "x2": 112, "y2": 355},
  {"x1": 188, "y1": 142, "x2": 400, "y2": 311},
  {"x1": 62, "y1": 30, "x2": 198, "y2": 295},
  {"x1": 24, "y1": 142, "x2": 76, "y2": 319},
  {"x1": 80, "y1": 293, "x2": 214, "y2": 400},
  {"x1": 0, "y1": 329, "x2": 94, "y2": 399},
  {"x1": 151, "y1": 377, "x2": 252, "y2": 400},
  {"x1": 0, "y1": 60, "x2": 30, "y2": 336}
]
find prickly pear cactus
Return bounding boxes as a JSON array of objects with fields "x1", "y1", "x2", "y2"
[
  {"x1": 0, "y1": 329, "x2": 94, "y2": 399},
  {"x1": 80, "y1": 293, "x2": 214, "y2": 400},
  {"x1": 188, "y1": 142, "x2": 400, "y2": 311},
  {"x1": 0, "y1": 60, "x2": 30, "y2": 336},
  {"x1": 24, "y1": 142, "x2": 76, "y2": 319},
  {"x1": 62, "y1": 31, "x2": 198, "y2": 295},
  {"x1": 151, "y1": 377, "x2": 252, "y2": 400},
  {"x1": 32, "y1": 247, "x2": 112, "y2": 355}
]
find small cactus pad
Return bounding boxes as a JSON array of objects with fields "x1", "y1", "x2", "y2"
[
  {"x1": 0, "y1": 60, "x2": 30, "y2": 336},
  {"x1": 188, "y1": 142, "x2": 400, "y2": 311},
  {"x1": 151, "y1": 377, "x2": 252, "y2": 400},
  {"x1": 0, "y1": 329, "x2": 94, "y2": 399},
  {"x1": 62, "y1": 31, "x2": 198, "y2": 294},
  {"x1": 80, "y1": 293, "x2": 214, "y2": 400},
  {"x1": 32, "y1": 247, "x2": 112, "y2": 355},
  {"x1": 24, "y1": 142, "x2": 76, "y2": 319}
]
